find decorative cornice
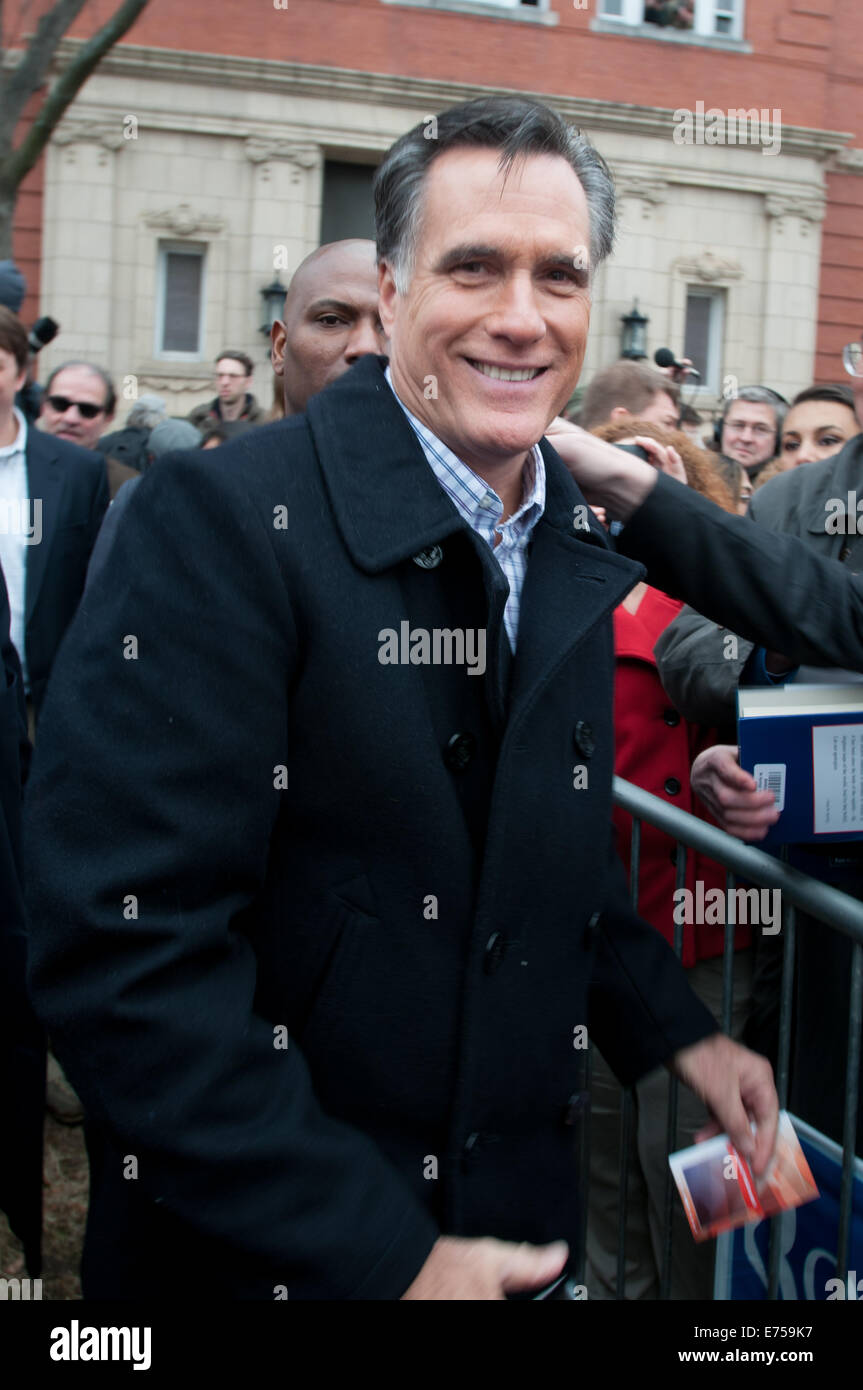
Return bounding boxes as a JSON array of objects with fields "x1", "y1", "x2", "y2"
[
  {"x1": 616, "y1": 177, "x2": 669, "y2": 218},
  {"x1": 244, "y1": 139, "x2": 319, "y2": 168},
  {"x1": 616, "y1": 177, "x2": 669, "y2": 205},
  {"x1": 51, "y1": 118, "x2": 125, "y2": 152},
  {"x1": 50, "y1": 40, "x2": 853, "y2": 164},
  {"x1": 671, "y1": 251, "x2": 744, "y2": 283},
  {"x1": 144, "y1": 204, "x2": 225, "y2": 236},
  {"x1": 243, "y1": 139, "x2": 320, "y2": 183},
  {"x1": 830, "y1": 148, "x2": 863, "y2": 174},
  {"x1": 765, "y1": 195, "x2": 826, "y2": 222},
  {"x1": 137, "y1": 373, "x2": 212, "y2": 391}
]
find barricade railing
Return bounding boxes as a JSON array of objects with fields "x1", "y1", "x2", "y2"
[{"x1": 576, "y1": 777, "x2": 863, "y2": 1301}]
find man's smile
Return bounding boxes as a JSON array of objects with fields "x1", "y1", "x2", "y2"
[{"x1": 466, "y1": 358, "x2": 548, "y2": 383}]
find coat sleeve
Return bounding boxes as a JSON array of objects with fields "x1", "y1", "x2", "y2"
[
  {"x1": 588, "y1": 835, "x2": 718, "y2": 1087},
  {"x1": 653, "y1": 605, "x2": 753, "y2": 728},
  {"x1": 24, "y1": 451, "x2": 438, "y2": 1300},
  {"x1": 617, "y1": 472, "x2": 863, "y2": 670}
]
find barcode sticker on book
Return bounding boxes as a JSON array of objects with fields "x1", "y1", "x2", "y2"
[{"x1": 754, "y1": 763, "x2": 785, "y2": 811}]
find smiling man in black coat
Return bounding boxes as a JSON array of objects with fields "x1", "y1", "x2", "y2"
[{"x1": 24, "y1": 98, "x2": 778, "y2": 1302}]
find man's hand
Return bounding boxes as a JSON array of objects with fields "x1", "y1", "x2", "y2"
[
  {"x1": 545, "y1": 418, "x2": 683, "y2": 518},
  {"x1": 401, "y1": 1235, "x2": 568, "y2": 1300},
  {"x1": 691, "y1": 745, "x2": 780, "y2": 841},
  {"x1": 670, "y1": 1033, "x2": 779, "y2": 1176}
]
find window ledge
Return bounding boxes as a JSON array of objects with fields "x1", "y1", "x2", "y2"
[
  {"x1": 380, "y1": 0, "x2": 559, "y2": 25},
  {"x1": 589, "y1": 18, "x2": 750, "y2": 52}
]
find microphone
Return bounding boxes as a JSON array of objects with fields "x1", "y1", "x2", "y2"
[
  {"x1": 28, "y1": 316, "x2": 59, "y2": 355},
  {"x1": 654, "y1": 347, "x2": 700, "y2": 379}
]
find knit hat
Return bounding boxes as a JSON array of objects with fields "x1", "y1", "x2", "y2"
[
  {"x1": 0, "y1": 261, "x2": 26, "y2": 314},
  {"x1": 148, "y1": 418, "x2": 202, "y2": 457}
]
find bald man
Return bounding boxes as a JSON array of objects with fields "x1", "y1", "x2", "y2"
[{"x1": 271, "y1": 239, "x2": 387, "y2": 416}]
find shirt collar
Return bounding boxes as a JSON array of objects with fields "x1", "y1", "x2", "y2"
[
  {"x1": 384, "y1": 366, "x2": 545, "y2": 543},
  {"x1": 0, "y1": 407, "x2": 27, "y2": 461}
]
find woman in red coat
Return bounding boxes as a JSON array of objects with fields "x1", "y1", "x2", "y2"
[{"x1": 585, "y1": 421, "x2": 753, "y2": 1302}]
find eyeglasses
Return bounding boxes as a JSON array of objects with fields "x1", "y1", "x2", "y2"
[
  {"x1": 843, "y1": 341, "x2": 863, "y2": 379},
  {"x1": 46, "y1": 394, "x2": 105, "y2": 420},
  {"x1": 724, "y1": 420, "x2": 775, "y2": 436}
]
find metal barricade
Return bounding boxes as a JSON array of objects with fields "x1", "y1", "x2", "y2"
[{"x1": 577, "y1": 776, "x2": 863, "y2": 1301}]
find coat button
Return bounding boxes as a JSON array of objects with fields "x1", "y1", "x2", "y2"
[
  {"x1": 664, "y1": 776, "x2": 681, "y2": 796},
  {"x1": 412, "y1": 544, "x2": 443, "y2": 569},
  {"x1": 444, "y1": 731, "x2": 476, "y2": 771},
  {"x1": 483, "y1": 931, "x2": 507, "y2": 975},
  {"x1": 586, "y1": 911, "x2": 601, "y2": 940},
  {"x1": 663, "y1": 708, "x2": 681, "y2": 727},
  {"x1": 562, "y1": 1092, "x2": 588, "y2": 1127},
  {"x1": 573, "y1": 720, "x2": 595, "y2": 758}
]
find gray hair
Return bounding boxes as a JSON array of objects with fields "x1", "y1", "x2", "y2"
[
  {"x1": 373, "y1": 96, "x2": 615, "y2": 293},
  {"x1": 721, "y1": 385, "x2": 788, "y2": 435},
  {"x1": 126, "y1": 394, "x2": 167, "y2": 431}
]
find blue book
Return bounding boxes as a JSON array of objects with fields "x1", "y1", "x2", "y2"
[{"x1": 737, "y1": 684, "x2": 863, "y2": 846}]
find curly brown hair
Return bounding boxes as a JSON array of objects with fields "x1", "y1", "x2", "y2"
[{"x1": 590, "y1": 418, "x2": 735, "y2": 513}]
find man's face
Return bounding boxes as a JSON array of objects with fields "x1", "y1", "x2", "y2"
[
  {"x1": 378, "y1": 147, "x2": 593, "y2": 477},
  {"x1": 637, "y1": 390, "x2": 679, "y2": 432},
  {"x1": 215, "y1": 359, "x2": 252, "y2": 408},
  {"x1": 41, "y1": 365, "x2": 112, "y2": 448},
  {"x1": 0, "y1": 347, "x2": 26, "y2": 420},
  {"x1": 720, "y1": 401, "x2": 777, "y2": 469},
  {"x1": 272, "y1": 244, "x2": 386, "y2": 415}
]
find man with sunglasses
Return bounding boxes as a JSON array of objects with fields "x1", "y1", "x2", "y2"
[
  {"x1": 39, "y1": 362, "x2": 116, "y2": 451},
  {"x1": 0, "y1": 330, "x2": 108, "y2": 727}
]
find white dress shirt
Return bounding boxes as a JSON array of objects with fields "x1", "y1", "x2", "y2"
[
  {"x1": 0, "y1": 407, "x2": 31, "y2": 685},
  {"x1": 385, "y1": 369, "x2": 546, "y2": 650}
]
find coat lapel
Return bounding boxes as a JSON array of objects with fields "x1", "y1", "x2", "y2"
[
  {"x1": 307, "y1": 358, "x2": 645, "y2": 729},
  {"x1": 505, "y1": 442, "x2": 645, "y2": 730},
  {"x1": 25, "y1": 429, "x2": 65, "y2": 624}
]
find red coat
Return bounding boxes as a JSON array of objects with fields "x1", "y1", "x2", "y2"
[{"x1": 613, "y1": 585, "x2": 750, "y2": 967}]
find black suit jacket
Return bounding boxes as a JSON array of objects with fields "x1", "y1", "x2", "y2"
[
  {"x1": 25, "y1": 356, "x2": 718, "y2": 1300},
  {"x1": 0, "y1": 561, "x2": 43, "y2": 1273},
  {"x1": 25, "y1": 428, "x2": 108, "y2": 717}
]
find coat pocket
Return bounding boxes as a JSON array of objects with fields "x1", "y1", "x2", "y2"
[{"x1": 290, "y1": 874, "x2": 380, "y2": 1051}]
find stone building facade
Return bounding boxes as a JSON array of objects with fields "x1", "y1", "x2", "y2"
[{"x1": 15, "y1": 1, "x2": 863, "y2": 418}]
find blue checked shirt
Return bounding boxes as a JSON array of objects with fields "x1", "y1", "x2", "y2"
[{"x1": 385, "y1": 369, "x2": 546, "y2": 650}]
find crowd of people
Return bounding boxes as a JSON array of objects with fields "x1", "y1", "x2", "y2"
[{"x1": 1, "y1": 93, "x2": 862, "y2": 1302}]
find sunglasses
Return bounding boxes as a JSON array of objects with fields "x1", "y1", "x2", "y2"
[{"x1": 46, "y1": 394, "x2": 105, "y2": 420}]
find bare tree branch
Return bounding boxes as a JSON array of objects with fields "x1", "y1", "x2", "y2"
[
  {"x1": 4, "y1": 0, "x2": 89, "y2": 126},
  {"x1": 1, "y1": 0, "x2": 150, "y2": 189}
]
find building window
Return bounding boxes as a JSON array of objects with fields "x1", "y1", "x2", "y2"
[
  {"x1": 683, "y1": 287, "x2": 724, "y2": 393},
  {"x1": 597, "y1": 0, "x2": 742, "y2": 41},
  {"x1": 155, "y1": 242, "x2": 206, "y2": 358},
  {"x1": 320, "y1": 161, "x2": 377, "y2": 245}
]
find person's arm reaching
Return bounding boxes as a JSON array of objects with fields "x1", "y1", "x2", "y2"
[{"x1": 546, "y1": 421, "x2": 863, "y2": 673}]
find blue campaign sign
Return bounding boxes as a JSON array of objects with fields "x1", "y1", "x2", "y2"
[{"x1": 714, "y1": 1115, "x2": 863, "y2": 1301}]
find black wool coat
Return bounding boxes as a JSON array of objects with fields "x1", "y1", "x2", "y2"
[
  {"x1": 25, "y1": 428, "x2": 108, "y2": 718},
  {"x1": 0, "y1": 562, "x2": 43, "y2": 1274},
  {"x1": 24, "y1": 355, "x2": 717, "y2": 1300}
]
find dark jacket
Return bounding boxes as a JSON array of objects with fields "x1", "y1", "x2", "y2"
[
  {"x1": 0, "y1": 560, "x2": 43, "y2": 1273},
  {"x1": 188, "y1": 393, "x2": 265, "y2": 430},
  {"x1": 24, "y1": 356, "x2": 718, "y2": 1301},
  {"x1": 652, "y1": 437, "x2": 863, "y2": 727},
  {"x1": 25, "y1": 428, "x2": 109, "y2": 718}
]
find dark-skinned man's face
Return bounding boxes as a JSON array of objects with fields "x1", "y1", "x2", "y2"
[{"x1": 271, "y1": 241, "x2": 387, "y2": 415}]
